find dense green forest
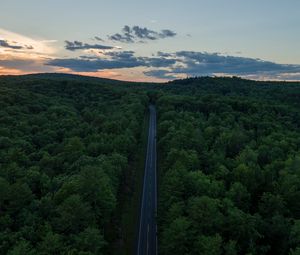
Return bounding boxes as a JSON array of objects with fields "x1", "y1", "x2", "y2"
[
  {"x1": 0, "y1": 74, "x2": 148, "y2": 254},
  {"x1": 156, "y1": 77, "x2": 300, "y2": 255},
  {"x1": 1, "y1": 74, "x2": 300, "y2": 255}
]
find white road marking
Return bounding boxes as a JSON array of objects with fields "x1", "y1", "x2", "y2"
[{"x1": 147, "y1": 224, "x2": 150, "y2": 255}]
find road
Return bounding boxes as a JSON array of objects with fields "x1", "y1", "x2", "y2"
[{"x1": 137, "y1": 105, "x2": 157, "y2": 255}]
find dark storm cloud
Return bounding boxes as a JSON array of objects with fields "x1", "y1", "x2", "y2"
[
  {"x1": 108, "y1": 25, "x2": 176, "y2": 43},
  {"x1": 0, "y1": 39, "x2": 33, "y2": 50},
  {"x1": 64, "y1": 40, "x2": 114, "y2": 51}
]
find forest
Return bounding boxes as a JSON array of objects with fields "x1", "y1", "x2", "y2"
[
  {"x1": 156, "y1": 77, "x2": 300, "y2": 255},
  {"x1": 0, "y1": 74, "x2": 300, "y2": 255},
  {"x1": 0, "y1": 74, "x2": 148, "y2": 254}
]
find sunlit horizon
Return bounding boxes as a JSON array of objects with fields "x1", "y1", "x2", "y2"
[{"x1": 1, "y1": 0, "x2": 300, "y2": 82}]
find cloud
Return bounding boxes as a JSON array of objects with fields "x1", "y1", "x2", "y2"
[
  {"x1": 141, "y1": 57, "x2": 177, "y2": 68},
  {"x1": 108, "y1": 25, "x2": 176, "y2": 43},
  {"x1": 0, "y1": 57, "x2": 58, "y2": 75},
  {"x1": 64, "y1": 40, "x2": 114, "y2": 51},
  {"x1": 143, "y1": 51, "x2": 300, "y2": 80},
  {"x1": 174, "y1": 51, "x2": 300, "y2": 75},
  {"x1": 46, "y1": 50, "x2": 142, "y2": 72},
  {"x1": 104, "y1": 50, "x2": 136, "y2": 59},
  {"x1": 46, "y1": 58, "x2": 141, "y2": 72},
  {"x1": 159, "y1": 29, "x2": 177, "y2": 39},
  {"x1": 108, "y1": 26, "x2": 135, "y2": 43},
  {"x1": 2, "y1": 27, "x2": 299, "y2": 82},
  {"x1": 46, "y1": 50, "x2": 176, "y2": 72},
  {"x1": 144, "y1": 69, "x2": 178, "y2": 79},
  {"x1": 131, "y1": 26, "x2": 157, "y2": 40},
  {"x1": 46, "y1": 49, "x2": 300, "y2": 81},
  {"x1": 0, "y1": 28, "x2": 56, "y2": 56},
  {"x1": 0, "y1": 39, "x2": 23, "y2": 49},
  {"x1": 157, "y1": 51, "x2": 173, "y2": 58},
  {"x1": 0, "y1": 39, "x2": 34, "y2": 50},
  {"x1": 108, "y1": 33, "x2": 134, "y2": 43},
  {"x1": 0, "y1": 28, "x2": 58, "y2": 75},
  {"x1": 94, "y1": 36, "x2": 104, "y2": 42}
]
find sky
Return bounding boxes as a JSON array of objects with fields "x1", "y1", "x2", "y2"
[{"x1": 0, "y1": 0, "x2": 300, "y2": 82}]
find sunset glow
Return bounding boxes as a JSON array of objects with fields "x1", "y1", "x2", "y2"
[{"x1": 1, "y1": 1, "x2": 300, "y2": 81}]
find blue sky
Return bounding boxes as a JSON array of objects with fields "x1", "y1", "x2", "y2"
[{"x1": 0, "y1": 0, "x2": 300, "y2": 81}]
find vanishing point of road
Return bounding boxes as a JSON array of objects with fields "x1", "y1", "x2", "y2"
[{"x1": 137, "y1": 105, "x2": 157, "y2": 255}]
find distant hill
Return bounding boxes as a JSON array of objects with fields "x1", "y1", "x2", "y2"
[{"x1": 0, "y1": 72, "x2": 129, "y2": 85}]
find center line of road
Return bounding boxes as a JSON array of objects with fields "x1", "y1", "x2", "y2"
[
  {"x1": 136, "y1": 105, "x2": 157, "y2": 255},
  {"x1": 147, "y1": 224, "x2": 150, "y2": 255}
]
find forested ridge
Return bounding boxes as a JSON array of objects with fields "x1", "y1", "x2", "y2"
[
  {"x1": 0, "y1": 74, "x2": 300, "y2": 255},
  {"x1": 0, "y1": 75, "x2": 148, "y2": 254}
]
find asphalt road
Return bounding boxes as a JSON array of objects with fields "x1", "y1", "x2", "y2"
[{"x1": 137, "y1": 105, "x2": 157, "y2": 255}]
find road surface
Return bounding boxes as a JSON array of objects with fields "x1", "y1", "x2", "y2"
[{"x1": 137, "y1": 105, "x2": 157, "y2": 255}]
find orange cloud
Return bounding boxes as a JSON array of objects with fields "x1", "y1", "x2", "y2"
[
  {"x1": 0, "y1": 66, "x2": 25, "y2": 75},
  {"x1": 0, "y1": 28, "x2": 56, "y2": 55},
  {"x1": 0, "y1": 28, "x2": 58, "y2": 75},
  {"x1": 69, "y1": 67, "x2": 168, "y2": 82}
]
